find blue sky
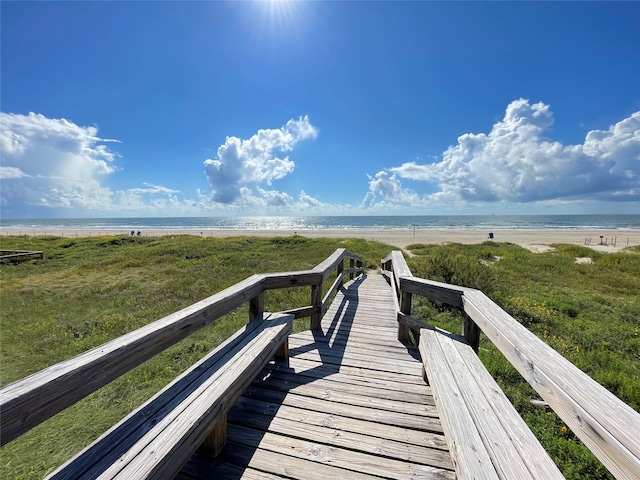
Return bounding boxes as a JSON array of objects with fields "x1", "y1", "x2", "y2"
[{"x1": 1, "y1": 1, "x2": 639, "y2": 218}]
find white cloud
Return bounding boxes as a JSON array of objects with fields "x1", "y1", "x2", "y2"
[
  {"x1": 0, "y1": 112, "x2": 199, "y2": 216},
  {"x1": 204, "y1": 115, "x2": 318, "y2": 203},
  {"x1": 0, "y1": 167, "x2": 29, "y2": 179},
  {"x1": 362, "y1": 171, "x2": 421, "y2": 207},
  {"x1": 299, "y1": 190, "x2": 325, "y2": 208},
  {"x1": 127, "y1": 183, "x2": 181, "y2": 195},
  {"x1": 0, "y1": 112, "x2": 120, "y2": 211},
  {"x1": 372, "y1": 99, "x2": 639, "y2": 207}
]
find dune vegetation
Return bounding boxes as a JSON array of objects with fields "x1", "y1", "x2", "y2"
[{"x1": 1, "y1": 235, "x2": 638, "y2": 479}]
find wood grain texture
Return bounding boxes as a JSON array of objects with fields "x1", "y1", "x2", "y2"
[
  {"x1": 0, "y1": 248, "x2": 364, "y2": 446},
  {"x1": 421, "y1": 329, "x2": 563, "y2": 479},
  {"x1": 46, "y1": 314, "x2": 292, "y2": 480},
  {"x1": 0, "y1": 274, "x2": 266, "y2": 446},
  {"x1": 179, "y1": 272, "x2": 455, "y2": 479},
  {"x1": 463, "y1": 290, "x2": 640, "y2": 480},
  {"x1": 420, "y1": 330, "x2": 499, "y2": 479},
  {"x1": 97, "y1": 315, "x2": 292, "y2": 480},
  {"x1": 400, "y1": 276, "x2": 466, "y2": 308}
]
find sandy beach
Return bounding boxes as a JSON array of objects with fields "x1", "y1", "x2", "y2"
[{"x1": 2, "y1": 228, "x2": 638, "y2": 253}]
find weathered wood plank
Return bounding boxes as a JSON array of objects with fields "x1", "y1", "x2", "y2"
[
  {"x1": 263, "y1": 270, "x2": 322, "y2": 289},
  {"x1": 47, "y1": 320, "x2": 268, "y2": 479},
  {"x1": 209, "y1": 439, "x2": 384, "y2": 480},
  {"x1": 322, "y1": 274, "x2": 346, "y2": 308},
  {"x1": 420, "y1": 329, "x2": 499, "y2": 479},
  {"x1": 266, "y1": 357, "x2": 428, "y2": 391},
  {"x1": 297, "y1": 323, "x2": 416, "y2": 350},
  {"x1": 0, "y1": 274, "x2": 267, "y2": 446},
  {"x1": 61, "y1": 315, "x2": 292, "y2": 480},
  {"x1": 289, "y1": 347, "x2": 423, "y2": 378},
  {"x1": 226, "y1": 424, "x2": 456, "y2": 480},
  {"x1": 178, "y1": 460, "x2": 288, "y2": 480},
  {"x1": 288, "y1": 347, "x2": 422, "y2": 376},
  {"x1": 274, "y1": 354, "x2": 428, "y2": 386},
  {"x1": 463, "y1": 290, "x2": 640, "y2": 480},
  {"x1": 382, "y1": 250, "x2": 412, "y2": 291},
  {"x1": 230, "y1": 395, "x2": 448, "y2": 451},
  {"x1": 451, "y1": 333, "x2": 564, "y2": 479},
  {"x1": 288, "y1": 336, "x2": 421, "y2": 366},
  {"x1": 248, "y1": 372, "x2": 435, "y2": 418},
  {"x1": 257, "y1": 367, "x2": 432, "y2": 405},
  {"x1": 242, "y1": 384, "x2": 444, "y2": 434},
  {"x1": 227, "y1": 398, "x2": 453, "y2": 469},
  {"x1": 400, "y1": 276, "x2": 466, "y2": 308},
  {"x1": 312, "y1": 248, "x2": 363, "y2": 283},
  {"x1": 0, "y1": 250, "x2": 44, "y2": 263},
  {"x1": 429, "y1": 328, "x2": 563, "y2": 478}
]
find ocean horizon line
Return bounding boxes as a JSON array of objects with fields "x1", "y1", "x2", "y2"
[{"x1": 1, "y1": 214, "x2": 639, "y2": 232}]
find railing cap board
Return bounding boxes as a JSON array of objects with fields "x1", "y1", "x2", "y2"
[
  {"x1": 0, "y1": 248, "x2": 362, "y2": 445},
  {"x1": 263, "y1": 270, "x2": 322, "y2": 289},
  {"x1": 383, "y1": 250, "x2": 640, "y2": 480},
  {"x1": 313, "y1": 248, "x2": 364, "y2": 282},
  {"x1": 463, "y1": 290, "x2": 640, "y2": 480},
  {"x1": 0, "y1": 273, "x2": 267, "y2": 445},
  {"x1": 382, "y1": 251, "x2": 412, "y2": 278}
]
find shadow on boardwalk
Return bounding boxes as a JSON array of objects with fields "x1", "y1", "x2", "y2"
[{"x1": 179, "y1": 273, "x2": 453, "y2": 480}]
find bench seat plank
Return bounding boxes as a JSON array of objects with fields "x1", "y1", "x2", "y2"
[
  {"x1": 452, "y1": 335, "x2": 564, "y2": 479},
  {"x1": 420, "y1": 329, "x2": 499, "y2": 479},
  {"x1": 420, "y1": 329, "x2": 564, "y2": 479},
  {"x1": 48, "y1": 313, "x2": 292, "y2": 480}
]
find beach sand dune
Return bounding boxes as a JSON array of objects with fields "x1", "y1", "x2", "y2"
[{"x1": 2, "y1": 228, "x2": 637, "y2": 253}]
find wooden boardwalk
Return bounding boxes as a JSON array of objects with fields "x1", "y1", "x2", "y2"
[{"x1": 178, "y1": 272, "x2": 455, "y2": 480}]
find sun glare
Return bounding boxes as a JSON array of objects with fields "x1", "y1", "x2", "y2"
[{"x1": 251, "y1": 0, "x2": 311, "y2": 44}]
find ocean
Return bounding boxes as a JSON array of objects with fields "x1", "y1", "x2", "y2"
[{"x1": 1, "y1": 215, "x2": 639, "y2": 232}]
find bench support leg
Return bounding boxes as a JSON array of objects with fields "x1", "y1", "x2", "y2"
[
  {"x1": 202, "y1": 414, "x2": 228, "y2": 457},
  {"x1": 275, "y1": 338, "x2": 289, "y2": 360}
]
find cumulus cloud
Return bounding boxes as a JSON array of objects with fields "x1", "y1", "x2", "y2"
[
  {"x1": 0, "y1": 112, "x2": 121, "y2": 211},
  {"x1": 299, "y1": 190, "x2": 325, "y2": 208},
  {"x1": 0, "y1": 167, "x2": 30, "y2": 179},
  {"x1": 382, "y1": 99, "x2": 640, "y2": 205},
  {"x1": 204, "y1": 116, "x2": 318, "y2": 203},
  {"x1": 362, "y1": 171, "x2": 421, "y2": 207},
  {"x1": 0, "y1": 112, "x2": 195, "y2": 216}
]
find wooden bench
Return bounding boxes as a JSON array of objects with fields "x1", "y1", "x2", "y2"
[
  {"x1": 419, "y1": 328, "x2": 565, "y2": 480},
  {"x1": 46, "y1": 313, "x2": 292, "y2": 480}
]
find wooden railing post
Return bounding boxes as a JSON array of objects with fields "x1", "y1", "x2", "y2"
[
  {"x1": 462, "y1": 312, "x2": 481, "y2": 353},
  {"x1": 337, "y1": 260, "x2": 344, "y2": 287},
  {"x1": 310, "y1": 283, "x2": 323, "y2": 330},
  {"x1": 398, "y1": 291, "x2": 412, "y2": 342},
  {"x1": 349, "y1": 258, "x2": 355, "y2": 281},
  {"x1": 249, "y1": 292, "x2": 264, "y2": 322}
]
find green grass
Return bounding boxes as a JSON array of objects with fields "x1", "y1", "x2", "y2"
[
  {"x1": 406, "y1": 241, "x2": 640, "y2": 480},
  {"x1": 0, "y1": 234, "x2": 390, "y2": 478},
  {"x1": 1, "y1": 235, "x2": 638, "y2": 479}
]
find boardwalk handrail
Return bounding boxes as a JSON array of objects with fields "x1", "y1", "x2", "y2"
[
  {"x1": 0, "y1": 249, "x2": 44, "y2": 263},
  {"x1": 0, "y1": 248, "x2": 363, "y2": 446},
  {"x1": 381, "y1": 250, "x2": 640, "y2": 480}
]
